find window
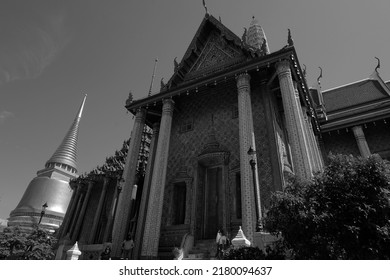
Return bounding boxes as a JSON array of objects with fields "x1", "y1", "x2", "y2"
[
  {"x1": 180, "y1": 119, "x2": 194, "y2": 133},
  {"x1": 173, "y1": 182, "x2": 186, "y2": 224}
]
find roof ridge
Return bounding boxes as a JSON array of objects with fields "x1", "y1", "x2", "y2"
[{"x1": 322, "y1": 78, "x2": 371, "y2": 93}]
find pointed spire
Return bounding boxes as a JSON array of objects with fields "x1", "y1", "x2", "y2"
[
  {"x1": 316, "y1": 67, "x2": 324, "y2": 106},
  {"x1": 246, "y1": 16, "x2": 270, "y2": 54},
  {"x1": 375, "y1": 57, "x2": 381, "y2": 73},
  {"x1": 148, "y1": 58, "x2": 158, "y2": 97},
  {"x1": 287, "y1": 28, "x2": 294, "y2": 46},
  {"x1": 202, "y1": 0, "x2": 209, "y2": 15},
  {"x1": 46, "y1": 95, "x2": 87, "y2": 173}
]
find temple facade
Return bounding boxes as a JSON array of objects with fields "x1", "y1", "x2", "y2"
[
  {"x1": 56, "y1": 14, "x2": 323, "y2": 259},
  {"x1": 56, "y1": 13, "x2": 390, "y2": 260},
  {"x1": 8, "y1": 95, "x2": 87, "y2": 232}
]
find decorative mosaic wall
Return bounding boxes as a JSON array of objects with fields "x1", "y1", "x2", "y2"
[{"x1": 159, "y1": 79, "x2": 275, "y2": 248}]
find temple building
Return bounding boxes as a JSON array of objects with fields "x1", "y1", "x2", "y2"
[
  {"x1": 315, "y1": 69, "x2": 390, "y2": 161},
  {"x1": 56, "y1": 12, "x2": 390, "y2": 260},
  {"x1": 8, "y1": 95, "x2": 87, "y2": 232}
]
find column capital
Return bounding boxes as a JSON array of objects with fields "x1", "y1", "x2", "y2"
[
  {"x1": 135, "y1": 108, "x2": 147, "y2": 122},
  {"x1": 102, "y1": 176, "x2": 111, "y2": 186},
  {"x1": 352, "y1": 125, "x2": 371, "y2": 157},
  {"x1": 236, "y1": 72, "x2": 251, "y2": 88},
  {"x1": 352, "y1": 125, "x2": 364, "y2": 136},
  {"x1": 162, "y1": 99, "x2": 175, "y2": 114},
  {"x1": 276, "y1": 60, "x2": 291, "y2": 75},
  {"x1": 152, "y1": 122, "x2": 160, "y2": 133}
]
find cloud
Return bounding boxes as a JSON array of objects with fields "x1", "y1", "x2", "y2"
[
  {"x1": 0, "y1": 110, "x2": 14, "y2": 124},
  {"x1": 0, "y1": 1, "x2": 71, "y2": 84}
]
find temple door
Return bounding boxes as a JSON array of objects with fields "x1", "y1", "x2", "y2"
[{"x1": 204, "y1": 166, "x2": 222, "y2": 239}]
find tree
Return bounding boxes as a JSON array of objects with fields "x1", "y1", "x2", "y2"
[
  {"x1": 0, "y1": 225, "x2": 57, "y2": 260},
  {"x1": 264, "y1": 154, "x2": 390, "y2": 259}
]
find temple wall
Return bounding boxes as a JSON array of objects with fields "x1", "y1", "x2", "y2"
[
  {"x1": 364, "y1": 121, "x2": 390, "y2": 159},
  {"x1": 159, "y1": 80, "x2": 275, "y2": 249},
  {"x1": 321, "y1": 121, "x2": 390, "y2": 161},
  {"x1": 320, "y1": 130, "x2": 360, "y2": 161}
]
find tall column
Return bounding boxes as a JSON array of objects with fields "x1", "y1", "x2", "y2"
[
  {"x1": 300, "y1": 106, "x2": 319, "y2": 172},
  {"x1": 306, "y1": 116, "x2": 324, "y2": 171},
  {"x1": 58, "y1": 184, "x2": 79, "y2": 239},
  {"x1": 141, "y1": 99, "x2": 174, "y2": 259},
  {"x1": 236, "y1": 73, "x2": 258, "y2": 243},
  {"x1": 72, "y1": 179, "x2": 94, "y2": 241},
  {"x1": 276, "y1": 60, "x2": 312, "y2": 179},
  {"x1": 112, "y1": 108, "x2": 146, "y2": 256},
  {"x1": 68, "y1": 188, "x2": 84, "y2": 237},
  {"x1": 89, "y1": 176, "x2": 110, "y2": 244},
  {"x1": 352, "y1": 126, "x2": 371, "y2": 157},
  {"x1": 134, "y1": 122, "x2": 160, "y2": 259},
  {"x1": 102, "y1": 176, "x2": 121, "y2": 243}
]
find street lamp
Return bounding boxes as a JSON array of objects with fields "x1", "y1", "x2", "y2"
[
  {"x1": 38, "y1": 202, "x2": 48, "y2": 225},
  {"x1": 247, "y1": 146, "x2": 263, "y2": 231}
]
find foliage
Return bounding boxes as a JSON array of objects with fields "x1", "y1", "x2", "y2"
[
  {"x1": 222, "y1": 247, "x2": 267, "y2": 260},
  {"x1": 222, "y1": 244, "x2": 285, "y2": 260},
  {"x1": 0, "y1": 225, "x2": 57, "y2": 260},
  {"x1": 264, "y1": 154, "x2": 390, "y2": 259}
]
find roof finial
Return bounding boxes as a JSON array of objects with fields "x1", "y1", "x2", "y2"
[
  {"x1": 160, "y1": 77, "x2": 166, "y2": 92},
  {"x1": 317, "y1": 67, "x2": 323, "y2": 83},
  {"x1": 288, "y1": 29, "x2": 294, "y2": 46},
  {"x1": 174, "y1": 57, "x2": 179, "y2": 72},
  {"x1": 375, "y1": 57, "x2": 380, "y2": 73},
  {"x1": 202, "y1": 0, "x2": 208, "y2": 15},
  {"x1": 242, "y1": 27, "x2": 247, "y2": 43},
  {"x1": 148, "y1": 58, "x2": 158, "y2": 97}
]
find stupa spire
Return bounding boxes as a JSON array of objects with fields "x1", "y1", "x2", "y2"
[
  {"x1": 246, "y1": 16, "x2": 270, "y2": 54},
  {"x1": 45, "y1": 94, "x2": 87, "y2": 173}
]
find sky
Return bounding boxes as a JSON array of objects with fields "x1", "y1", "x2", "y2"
[{"x1": 1, "y1": 0, "x2": 390, "y2": 219}]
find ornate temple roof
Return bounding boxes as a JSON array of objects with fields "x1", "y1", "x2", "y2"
[
  {"x1": 46, "y1": 95, "x2": 87, "y2": 173},
  {"x1": 164, "y1": 14, "x2": 268, "y2": 89},
  {"x1": 320, "y1": 71, "x2": 390, "y2": 131}
]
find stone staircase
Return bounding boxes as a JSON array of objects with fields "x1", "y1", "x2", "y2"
[{"x1": 184, "y1": 239, "x2": 217, "y2": 260}]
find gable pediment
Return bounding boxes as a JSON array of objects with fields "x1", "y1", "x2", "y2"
[
  {"x1": 164, "y1": 15, "x2": 253, "y2": 89},
  {"x1": 189, "y1": 29, "x2": 243, "y2": 73}
]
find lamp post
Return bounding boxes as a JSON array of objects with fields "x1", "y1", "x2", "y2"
[
  {"x1": 38, "y1": 202, "x2": 48, "y2": 225},
  {"x1": 247, "y1": 146, "x2": 263, "y2": 231}
]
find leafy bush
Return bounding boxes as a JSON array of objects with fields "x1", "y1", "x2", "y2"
[
  {"x1": 0, "y1": 225, "x2": 57, "y2": 260},
  {"x1": 264, "y1": 154, "x2": 390, "y2": 259},
  {"x1": 222, "y1": 244, "x2": 286, "y2": 260}
]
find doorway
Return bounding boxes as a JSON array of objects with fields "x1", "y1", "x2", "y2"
[{"x1": 203, "y1": 166, "x2": 223, "y2": 239}]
